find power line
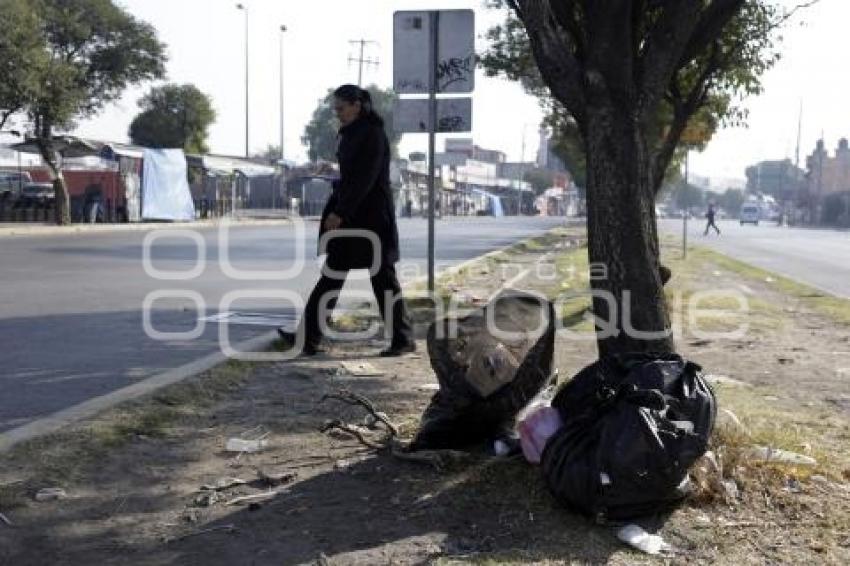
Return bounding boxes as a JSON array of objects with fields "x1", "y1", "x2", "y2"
[{"x1": 348, "y1": 39, "x2": 380, "y2": 87}]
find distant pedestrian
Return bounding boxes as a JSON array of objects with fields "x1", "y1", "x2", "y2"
[
  {"x1": 278, "y1": 84, "x2": 414, "y2": 357},
  {"x1": 704, "y1": 203, "x2": 721, "y2": 235}
]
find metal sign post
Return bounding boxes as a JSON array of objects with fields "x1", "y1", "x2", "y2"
[
  {"x1": 394, "y1": 9, "x2": 474, "y2": 293},
  {"x1": 427, "y1": 11, "x2": 439, "y2": 293},
  {"x1": 683, "y1": 150, "x2": 689, "y2": 259}
]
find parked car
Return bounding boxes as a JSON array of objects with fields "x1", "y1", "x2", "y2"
[
  {"x1": 18, "y1": 182, "x2": 55, "y2": 205},
  {"x1": 0, "y1": 171, "x2": 32, "y2": 198},
  {"x1": 740, "y1": 203, "x2": 760, "y2": 225}
]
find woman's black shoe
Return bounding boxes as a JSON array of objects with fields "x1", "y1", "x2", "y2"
[{"x1": 276, "y1": 328, "x2": 327, "y2": 357}]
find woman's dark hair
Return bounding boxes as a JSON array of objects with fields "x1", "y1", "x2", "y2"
[{"x1": 333, "y1": 84, "x2": 384, "y2": 127}]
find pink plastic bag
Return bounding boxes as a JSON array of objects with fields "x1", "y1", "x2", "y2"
[{"x1": 517, "y1": 405, "x2": 563, "y2": 464}]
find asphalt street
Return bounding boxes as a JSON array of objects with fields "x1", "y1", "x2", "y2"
[
  {"x1": 660, "y1": 218, "x2": 850, "y2": 298},
  {"x1": 0, "y1": 216, "x2": 566, "y2": 432}
]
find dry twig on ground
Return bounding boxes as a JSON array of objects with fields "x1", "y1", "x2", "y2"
[
  {"x1": 320, "y1": 389, "x2": 399, "y2": 436},
  {"x1": 319, "y1": 419, "x2": 387, "y2": 450}
]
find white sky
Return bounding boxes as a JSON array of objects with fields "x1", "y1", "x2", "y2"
[{"x1": 69, "y1": 0, "x2": 844, "y2": 184}]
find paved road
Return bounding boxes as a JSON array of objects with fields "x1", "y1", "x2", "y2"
[
  {"x1": 0, "y1": 216, "x2": 567, "y2": 432},
  {"x1": 660, "y1": 218, "x2": 850, "y2": 298}
]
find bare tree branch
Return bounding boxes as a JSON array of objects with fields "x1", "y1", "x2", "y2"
[
  {"x1": 515, "y1": 0, "x2": 588, "y2": 124},
  {"x1": 638, "y1": 0, "x2": 704, "y2": 122},
  {"x1": 582, "y1": 0, "x2": 636, "y2": 105},
  {"x1": 319, "y1": 419, "x2": 386, "y2": 450},
  {"x1": 550, "y1": 1, "x2": 585, "y2": 61},
  {"x1": 679, "y1": 0, "x2": 746, "y2": 68},
  {"x1": 0, "y1": 110, "x2": 17, "y2": 132},
  {"x1": 652, "y1": 43, "x2": 721, "y2": 194},
  {"x1": 320, "y1": 389, "x2": 399, "y2": 436},
  {"x1": 773, "y1": 0, "x2": 822, "y2": 29}
]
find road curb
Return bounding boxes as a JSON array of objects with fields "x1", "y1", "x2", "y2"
[{"x1": 0, "y1": 331, "x2": 278, "y2": 453}]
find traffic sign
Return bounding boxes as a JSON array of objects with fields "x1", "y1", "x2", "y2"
[
  {"x1": 394, "y1": 97, "x2": 472, "y2": 133},
  {"x1": 393, "y1": 10, "x2": 475, "y2": 94}
]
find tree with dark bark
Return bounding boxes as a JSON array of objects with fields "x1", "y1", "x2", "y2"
[
  {"x1": 483, "y1": 1, "x2": 801, "y2": 356},
  {"x1": 9, "y1": 0, "x2": 166, "y2": 225},
  {"x1": 129, "y1": 84, "x2": 215, "y2": 154}
]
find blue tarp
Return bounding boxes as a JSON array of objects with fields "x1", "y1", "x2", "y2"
[{"x1": 471, "y1": 188, "x2": 505, "y2": 217}]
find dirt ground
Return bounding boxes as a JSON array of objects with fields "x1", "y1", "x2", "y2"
[{"x1": 1, "y1": 229, "x2": 849, "y2": 565}]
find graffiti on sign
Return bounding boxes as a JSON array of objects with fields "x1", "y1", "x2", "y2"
[
  {"x1": 437, "y1": 55, "x2": 473, "y2": 91},
  {"x1": 396, "y1": 78, "x2": 427, "y2": 92},
  {"x1": 438, "y1": 115, "x2": 467, "y2": 132}
]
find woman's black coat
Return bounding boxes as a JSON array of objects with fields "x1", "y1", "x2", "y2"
[{"x1": 319, "y1": 116, "x2": 400, "y2": 270}]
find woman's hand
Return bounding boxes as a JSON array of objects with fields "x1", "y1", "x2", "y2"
[{"x1": 324, "y1": 212, "x2": 343, "y2": 231}]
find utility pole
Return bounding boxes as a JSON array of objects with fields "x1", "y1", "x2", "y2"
[
  {"x1": 795, "y1": 101, "x2": 802, "y2": 184},
  {"x1": 683, "y1": 150, "x2": 689, "y2": 260},
  {"x1": 348, "y1": 39, "x2": 379, "y2": 86},
  {"x1": 817, "y1": 130, "x2": 824, "y2": 225},
  {"x1": 279, "y1": 24, "x2": 287, "y2": 210},
  {"x1": 792, "y1": 101, "x2": 802, "y2": 226},
  {"x1": 236, "y1": 3, "x2": 249, "y2": 158}
]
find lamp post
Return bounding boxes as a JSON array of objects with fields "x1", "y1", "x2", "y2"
[
  {"x1": 279, "y1": 24, "x2": 287, "y2": 210},
  {"x1": 236, "y1": 3, "x2": 249, "y2": 158}
]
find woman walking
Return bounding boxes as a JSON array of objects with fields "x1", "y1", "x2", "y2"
[{"x1": 279, "y1": 85, "x2": 414, "y2": 357}]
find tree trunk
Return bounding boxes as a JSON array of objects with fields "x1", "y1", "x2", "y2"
[
  {"x1": 35, "y1": 134, "x2": 71, "y2": 225},
  {"x1": 583, "y1": 103, "x2": 675, "y2": 356}
]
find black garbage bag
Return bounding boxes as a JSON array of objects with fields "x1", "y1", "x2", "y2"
[
  {"x1": 410, "y1": 290, "x2": 556, "y2": 450},
  {"x1": 541, "y1": 353, "x2": 716, "y2": 522}
]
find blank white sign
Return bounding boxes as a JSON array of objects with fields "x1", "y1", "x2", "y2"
[{"x1": 393, "y1": 10, "x2": 475, "y2": 95}]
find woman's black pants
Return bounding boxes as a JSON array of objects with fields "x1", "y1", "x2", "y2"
[{"x1": 299, "y1": 262, "x2": 413, "y2": 348}]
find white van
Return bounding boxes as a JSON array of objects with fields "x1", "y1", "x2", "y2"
[{"x1": 739, "y1": 203, "x2": 760, "y2": 225}]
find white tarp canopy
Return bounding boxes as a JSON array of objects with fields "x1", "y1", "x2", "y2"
[
  {"x1": 190, "y1": 154, "x2": 276, "y2": 178},
  {"x1": 142, "y1": 149, "x2": 196, "y2": 221}
]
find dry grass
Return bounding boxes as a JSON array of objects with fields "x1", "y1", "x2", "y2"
[{"x1": 0, "y1": 359, "x2": 252, "y2": 494}]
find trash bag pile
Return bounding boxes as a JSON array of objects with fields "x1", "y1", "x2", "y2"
[
  {"x1": 540, "y1": 353, "x2": 716, "y2": 522},
  {"x1": 409, "y1": 291, "x2": 717, "y2": 521},
  {"x1": 410, "y1": 290, "x2": 555, "y2": 450}
]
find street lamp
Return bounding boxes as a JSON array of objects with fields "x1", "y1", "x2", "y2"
[
  {"x1": 279, "y1": 24, "x2": 287, "y2": 210},
  {"x1": 236, "y1": 3, "x2": 249, "y2": 158}
]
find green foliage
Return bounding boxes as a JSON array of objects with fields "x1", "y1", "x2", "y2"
[
  {"x1": 0, "y1": 0, "x2": 46, "y2": 129},
  {"x1": 1, "y1": 0, "x2": 166, "y2": 223},
  {"x1": 675, "y1": 183, "x2": 706, "y2": 211},
  {"x1": 129, "y1": 84, "x2": 215, "y2": 154},
  {"x1": 481, "y1": 1, "x2": 783, "y2": 191},
  {"x1": 822, "y1": 191, "x2": 850, "y2": 227},
  {"x1": 301, "y1": 84, "x2": 400, "y2": 162},
  {"x1": 252, "y1": 144, "x2": 283, "y2": 164},
  {"x1": 522, "y1": 167, "x2": 556, "y2": 195},
  {"x1": 26, "y1": 0, "x2": 167, "y2": 130},
  {"x1": 719, "y1": 187, "x2": 746, "y2": 213}
]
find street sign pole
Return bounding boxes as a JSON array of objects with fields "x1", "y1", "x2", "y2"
[
  {"x1": 393, "y1": 9, "x2": 474, "y2": 292},
  {"x1": 427, "y1": 11, "x2": 439, "y2": 293},
  {"x1": 683, "y1": 150, "x2": 689, "y2": 259}
]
